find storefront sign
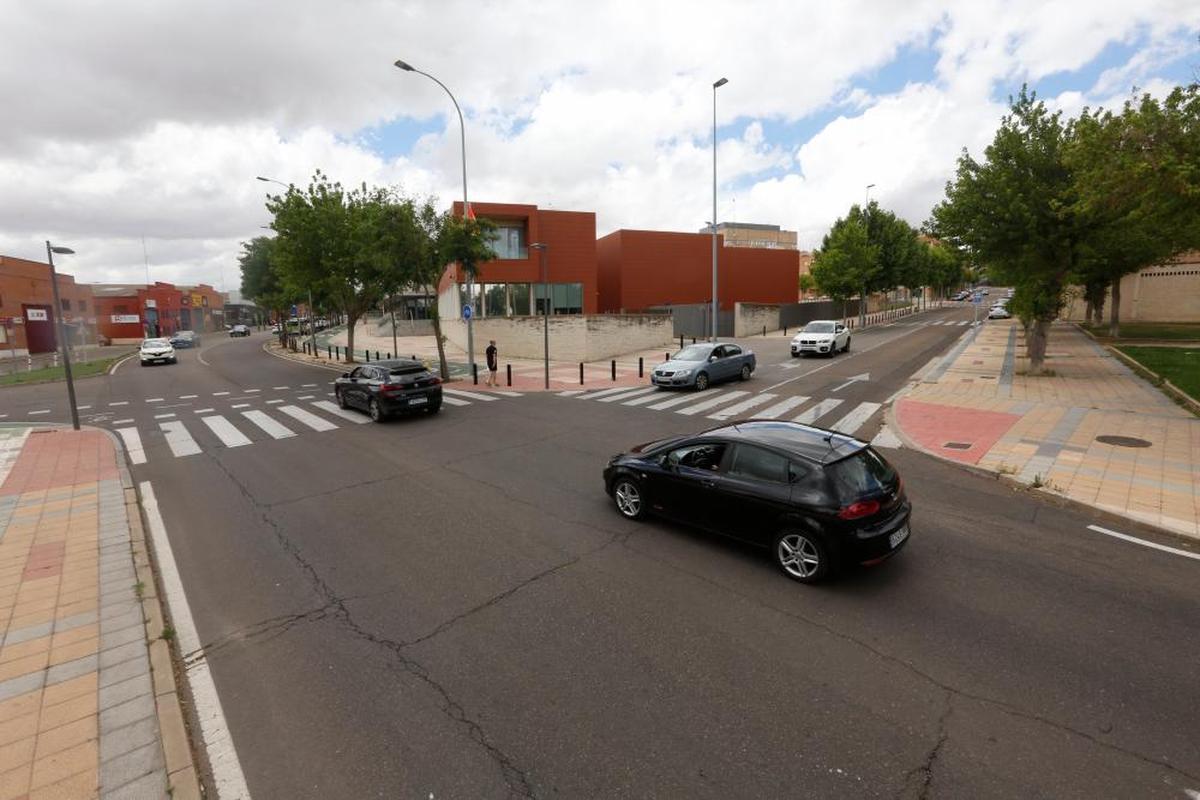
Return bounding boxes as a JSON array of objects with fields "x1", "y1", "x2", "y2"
[
  {"x1": 111, "y1": 314, "x2": 141, "y2": 324},
  {"x1": 192, "y1": 293, "x2": 204, "y2": 307},
  {"x1": 145, "y1": 299, "x2": 157, "y2": 308},
  {"x1": 26, "y1": 309, "x2": 48, "y2": 321}
]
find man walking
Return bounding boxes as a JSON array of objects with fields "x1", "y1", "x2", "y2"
[{"x1": 485, "y1": 339, "x2": 498, "y2": 387}]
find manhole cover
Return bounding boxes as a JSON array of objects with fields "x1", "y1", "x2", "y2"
[
  {"x1": 943, "y1": 442, "x2": 973, "y2": 450},
  {"x1": 1095, "y1": 435, "x2": 1152, "y2": 448}
]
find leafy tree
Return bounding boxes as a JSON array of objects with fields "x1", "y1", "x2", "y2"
[
  {"x1": 862, "y1": 201, "x2": 922, "y2": 304},
  {"x1": 797, "y1": 272, "x2": 816, "y2": 298},
  {"x1": 435, "y1": 213, "x2": 497, "y2": 375},
  {"x1": 810, "y1": 218, "x2": 878, "y2": 321},
  {"x1": 237, "y1": 236, "x2": 294, "y2": 338}
]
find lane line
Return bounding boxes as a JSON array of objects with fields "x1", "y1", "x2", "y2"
[
  {"x1": 443, "y1": 388, "x2": 499, "y2": 402},
  {"x1": 707, "y1": 393, "x2": 778, "y2": 421},
  {"x1": 194, "y1": 408, "x2": 215, "y2": 414},
  {"x1": 241, "y1": 410, "x2": 296, "y2": 439},
  {"x1": 441, "y1": 396, "x2": 470, "y2": 407},
  {"x1": 491, "y1": 391, "x2": 523, "y2": 397},
  {"x1": 311, "y1": 400, "x2": 371, "y2": 423},
  {"x1": 138, "y1": 481, "x2": 251, "y2": 800},
  {"x1": 829, "y1": 402, "x2": 882, "y2": 435},
  {"x1": 77, "y1": 405, "x2": 91, "y2": 410},
  {"x1": 153, "y1": 413, "x2": 176, "y2": 420},
  {"x1": 116, "y1": 428, "x2": 146, "y2": 465},
  {"x1": 297, "y1": 395, "x2": 316, "y2": 400},
  {"x1": 109, "y1": 401, "x2": 129, "y2": 407},
  {"x1": 753, "y1": 395, "x2": 808, "y2": 420},
  {"x1": 28, "y1": 409, "x2": 50, "y2": 415},
  {"x1": 793, "y1": 398, "x2": 844, "y2": 424},
  {"x1": 301, "y1": 383, "x2": 318, "y2": 388},
  {"x1": 266, "y1": 399, "x2": 284, "y2": 405},
  {"x1": 145, "y1": 397, "x2": 164, "y2": 403},
  {"x1": 201, "y1": 415, "x2": 252, "y2": 447},
  {"x1": 180, "y1": 394, "x2": 198, "y2": 399},
  {"x1": 676, "y1": 390, "x2": 750, "y2": 416},
  {"x1": 244, "y1": 389, "x2": 261, "y2": 393},
  {"x1": 213, "y1": 391, "x2": 230, "y2": 396},
  {"x1": 277, "y1": 405, "x2": 338, "y2": 432},
  {"x1": 113, "y1": 418, "x2": 134, "y2": 425},
  {"x1": 1086, "y1": 525, "x2": 1200, "y2": 561},
  {"x1": 231, "y1": 403, "x2": 251, "y2": 409},
  {"x1": 647, "y1": 391, "x2": 727, "y2": 411},
  {"x1": 272, "y1": 386, "x2": 289, "y2": 390},
  {"x1": 159, "y1": 420, "x2": 202, "y2": 457}
]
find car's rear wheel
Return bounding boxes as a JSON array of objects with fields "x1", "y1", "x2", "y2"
[
  {"x1": 336, "y1": 389, "x2": 349, "y2": 409},
  {"x1": 774, "y1": 531, "x2": 830, "y2": 583},
  {"x1": 739, "y1": 364, "x2": 752, "y2": 381},
  {"x1": 694, "y1": 372, "x2": 709, "y2": 391},
  {"x1": 843, "y1": 337, "x2": 851, "y2": 352},
  {"x1": 368, "y1": 398, "x2": 385, "y2": 423},
  {"x1": 612, "y1": 477, "x2": 646, "y2": 520}
]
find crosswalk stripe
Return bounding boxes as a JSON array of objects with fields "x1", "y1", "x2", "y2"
[
  {"x1": 754, "y1": 395, "x2": 809, "y2": 420},
  {"x1": 272, "y1": 386, "x2": 289, "y2": 390},
  {"x1": 116, "y1": 427, "x2": 146, "y2": 465},
  {"x1": 266, "y1": 399, "x2": 284, "y2": 405},
  {"x1": 706, "y1": 393, "x2": 778, "y2": 420},
  {"x1": 443, "y1": 388, "x2": 499, "y2": 402},
  {"x1": 241, "y1": 410, "x2": 296, "y2": 439},
  {"x1": 441, "y1": 396, "x2": 470, "y2": 407},
  {"x1": 930, "y1": 320, "x2": 943, "y2": 325},
  {"x1": 577, "y1": 386, "x2": 641, "y2": 400},
  {"x1": 557, "y1": 390, "x2": 586, "y2": 396},
  {"x1": 311, "y1": 400, "x2": 370, "y2": 423},
  {"x1": 180, "y1": 394, "x2": 198, "y2": 399},
  {"x1": 793, "y1": 398, "x2": 844, "y2": 424},
  {"x1": 646, "y1": 391, "x2": 723, "y2": 411},
  {"x1": 201, "y1": 415, "x2": 252, "y2": 448},
  {"x1": 622, "y1": 390, "x2": 671, "y2": 406},
  {"x1": 491, "y1": 391, "x2": 524, "y2": 397},
  {"x1": 160, "y1": 420, "x2": 202, "y2": 457},
  {"x1": 829, "y1": 402, "x2": 882, "y2": 435},
  {"x1": 277, "y1": 405, "x2": 338, "y2": 432},
  {"x1": 597, "y1": 386, "x2": 658, "y2": 403},
  {"x1": 958, "y1": 320, "x2": 970, "y2": 326},
  {"x1": 194, "y1": 408, "x2": 214, "y2": 414},
  {"x1": 675, "y1": 390, "x2": 750, "y2": 416}
]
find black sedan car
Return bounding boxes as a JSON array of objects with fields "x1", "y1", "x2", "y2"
[
  {"x1": 603, "y1": 420, "x2": 911, "y2": 582},
  {"x1": 334, "y1": 359, "x2": 443, "y2": 422}
]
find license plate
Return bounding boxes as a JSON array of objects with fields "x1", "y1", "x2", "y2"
[
  {"x1": 889, "y1": 525, "x2": 909, "y2": 548},
  {"x1": 409, "y1": 396, "x2": 428, "y2": 405}
]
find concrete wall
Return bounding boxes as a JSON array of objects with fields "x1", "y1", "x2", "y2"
[
  {"x1": 1062, "y1": 254, "x2": 1200, "y2": 323},
  {"x1": 734, "y1": 303, "x2": 780, "y2": 337},
  {"x1": 440, "y1": 312, "x2": 673, "y2": 362}
]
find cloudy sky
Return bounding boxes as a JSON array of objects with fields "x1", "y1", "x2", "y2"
[{"x1": 2, "y1": 0, "x2": 1198, "y2": 289}]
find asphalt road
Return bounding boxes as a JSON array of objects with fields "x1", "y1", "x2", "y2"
[{"x1": 4, "y1": 316, "x2": 1198, "y2": 799}]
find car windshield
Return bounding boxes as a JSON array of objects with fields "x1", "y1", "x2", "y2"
[
  {"x1": 803, "y1": 322, "x2": 835, "y2": 333},
  {"x1": 674, "y1": 345, "x2": 712, "y2": 361},
  {"x1": 143, "y1": 339, "x2": 169, "y2": 347},
  {"x1": 827, "y1": 448, "x2": 898, "y2": 502}
]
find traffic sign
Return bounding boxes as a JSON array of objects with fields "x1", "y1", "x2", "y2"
[{"x1": 462, "y1": 304, "x2": 473, "y2": 320}]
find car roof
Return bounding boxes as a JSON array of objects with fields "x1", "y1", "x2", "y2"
[
  {"x1": 366, "y1": 358, "x2": 426, "y2": 370},
  {"x1": 697, "y1": 419, "x2": 866, "y2": 465}
]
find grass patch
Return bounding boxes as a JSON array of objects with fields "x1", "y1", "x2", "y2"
[
  {"x1": 1117, "y1": 346, "x2": 1200, "y2": 400},
  {"x1": 1086, "y1": 322, "x2": 1200, "y2": 341},
  {"x1": 0, "y1": 350, "x2": 134, "y2": 387}
]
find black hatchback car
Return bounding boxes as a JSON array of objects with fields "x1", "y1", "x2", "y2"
[
  {"x1": 603, "y1": 420, "x2": 911, "y2": 582},
  {"x1": 334, "y1": 359, "x2": 443, "y2": 422}
]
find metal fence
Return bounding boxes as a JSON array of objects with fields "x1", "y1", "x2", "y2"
[{"x1": 649, "y1": 304, "x2": 735, "y2": 338}]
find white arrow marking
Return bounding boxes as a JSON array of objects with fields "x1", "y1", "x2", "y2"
[{"x1": 831, "y1": 373, "x2": 870, "y2": 392}]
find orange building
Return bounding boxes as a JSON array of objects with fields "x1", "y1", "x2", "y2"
[{"x1": 0, "y1": 254, "x2": 95, "y2": 355}]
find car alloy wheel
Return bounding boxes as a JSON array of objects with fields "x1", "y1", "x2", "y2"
[
  {"x1": 613, "y1": 478, "x2": 645, "y2": 520},
  {"x1": 740, "y1": 364, "x2": 752, "y2": 381},
  {"x1": 369, "y1": 398, "x2": 384, "y2": 422},
  {"x1": 774, "y1": 531, "x2": 829, "y2": 583},
  {"x1": 694, "y1": 372, "x2": 709, "y2": 391},
  {"x1": 336, "y1": 389, "x2": 349, "y2": 409}
]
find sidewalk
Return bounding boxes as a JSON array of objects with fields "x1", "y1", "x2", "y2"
[
  {"x1": 0, "y1": 426, "x2": 198, "y2": 799},
  {"x1": 891, "y1": 320, "x2": 1200, "y2": 539}
]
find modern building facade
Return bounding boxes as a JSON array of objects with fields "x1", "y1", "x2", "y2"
[
  {"x1": 699, "y1": 222, "x2": 798, "y2": 250},
  {"x1": 0, "y1": 255, "x2": 95, "y2": 356}
]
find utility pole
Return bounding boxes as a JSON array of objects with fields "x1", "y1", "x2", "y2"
[{"x1": 46, "y1": 242, "x2": 80, "y2": 430}]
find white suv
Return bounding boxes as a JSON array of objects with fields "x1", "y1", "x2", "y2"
[
  {"x1": 139, "y1": 338, "x2": 176, "y2": 366},
  {"x1": 791, "y1": 320, "x2": 850, "y2": 357}
]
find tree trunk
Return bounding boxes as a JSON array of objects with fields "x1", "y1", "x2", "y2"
[
  {"x1": 345, "y1": 309, "x2": 360, "y2": 362},
  {"x1": 1108, "y1": 278, "x2": 1121, "y2": 338},
  {"x1": 429, "y1": 311, "x2": 450, "y2": 381},
  {"x1": 1026, "y1": 317, "x2": 1052, "y2": 374}
]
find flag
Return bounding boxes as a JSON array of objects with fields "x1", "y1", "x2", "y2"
[{"x1": 465, "y1": 203, "x2": 475, "y2": 221}]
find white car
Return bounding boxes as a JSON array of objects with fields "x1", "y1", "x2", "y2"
[
  {"x1": 987, "y1": 306, "x2": 1011, "y2": 320},
  {"x1": 791, "y1": 320, "x2": 850, "y2": 357},
  {"x1": 139, "y1": 337, "x2": 176, "y2": 366}
]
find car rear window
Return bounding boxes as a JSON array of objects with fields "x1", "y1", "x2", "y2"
[
  {"x1": 827, "y1": 448, "x2": 898, "y2": 502},
  {"x1": 388, "y1": 366, "x2": 426, "y2": 377}
]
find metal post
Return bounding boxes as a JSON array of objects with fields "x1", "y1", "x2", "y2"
[
  {"x1": 638, "y1": 357, "x2": 643, "y2": 378},
  {"x1": 712, "y1": 77, "x2": 727, "y2": 344},
  {"x1": 579, "y1": 362, "x2": 583, "y2": 385},
  {"x1": 472, "y1": 363, "x2": 478, "y2": 385},
  {"x1": 506, "y1": 364, "x2": 511, "y2": 387},
  {"x1": 390, "y1": 301, "x2": 398, "y2": 362},
  {"x1": 532, "y1": 243, "x2": 550, "y2": 390},
  {"x1": 307, "y1": 288, "x2": 318, "y2": 360},
  {"x1": 45, "y1": 242, "x2": 80, "y2": 430},
  {"x1": 611, "y1": 360, "x2": 616, "y2": 381}
]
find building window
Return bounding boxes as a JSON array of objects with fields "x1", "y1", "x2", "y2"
[
  {"x1": 510, "y1": 283, "x2": 531, "y2": 316},
  {"x1": 487, "y1": 224, "x2": 528, "y2": 260},
  {"x1": 61, "y1": 299, "x2": 71, "y2": 311},
  {"x1": 484, "y1": 284, "x2": 508, "y2": 317}
]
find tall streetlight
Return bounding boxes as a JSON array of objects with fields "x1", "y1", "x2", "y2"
[
  {"x1": 45, "y1": 242, "x2": 80, "y2": 431},
  {"x1": 394, "y1": 58, "x2": 476, "y2": 375},
  {"x1": 530, "y1": 243, "x2": 549, "y2": 389},
  {"x1": 256, "y1": 176, "x2": 319, "y2": 357},
  {"x1": 860, "y1": 183, "x2": 876, "y2": 329},
  {"x1": 711, "y1": 77, "x2": 728, "y2": 343}
]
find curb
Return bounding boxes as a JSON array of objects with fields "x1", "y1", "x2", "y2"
[
  {"x1": 99, "y1": 426, "x2": 205, "y2": 800},
  {"x1": 261, "y1": 339, "x2": 346, "y2": 374},
  {"x1": 1103, "y1": 343, "x2": 1200, "y2": 418}
]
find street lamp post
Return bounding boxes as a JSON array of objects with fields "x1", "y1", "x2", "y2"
[
  {"x1": 45, "y1": 242, "x2": 80, "y2": 431},
  {"x1": 861, "y1": 183, "x2": 876, "y2": 329},
  {"x1": 256, "y1": 176, "x2": 319, "y2": 357},
  {"x1": 711, "y1": 77, "x2": 728, "y2": 343},
  {"x1": 394, "y1": 59, "x2": 475, "y2": 375},
  {"x1": 531, "y1": 243, "x2": 549, "y2": 389}
]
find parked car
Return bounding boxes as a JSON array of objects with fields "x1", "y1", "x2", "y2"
[
  {"x1": 334, "y1": 359, "x2": 443, "y2": 422},
  {"x1": 987, "y1": 306, "x2": 1011, "y2": 319},
  {"x1": 229, "y1": 324, "x2": 251, "y2": 337},
  {"x1": 651, "y1": 343, "x2": 756, "y2": 391},
  {"x1": 169, "y1": 330, "x2": 199, "y2": 349},
  {"x1": 139, "y1": 338, "x2": 176, "y2": 366},
  {"x1": 791, "y1": 320, "x2": 850, "y2": 357},
  {"x1": 603, "y1": 420, "x2": 912, "y2": 583}
]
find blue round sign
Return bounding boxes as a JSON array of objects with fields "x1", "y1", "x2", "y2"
[{"x1": 462, "y1": 304, "x2": 473, "y2": 320}]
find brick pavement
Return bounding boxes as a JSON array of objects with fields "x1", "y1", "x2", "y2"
[
  {"x1": 0, "y1": 426, "x2": 199, "y2": 800},
  {"x1": 891, "y1": 320, "x2": 1200, "y2": 539}
]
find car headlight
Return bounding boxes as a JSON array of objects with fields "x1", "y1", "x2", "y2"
[{"x1": 675, "y1": 369, "x2": 692, "y2": 377}]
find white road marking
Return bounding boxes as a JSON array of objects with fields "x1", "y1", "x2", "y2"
[
  {"x1": 146, "y1": 397, "x2": 164, "y2": 403},
  {"x1": 707, "y1": 393, "x2": 778, "y2": 421},
  {"x1": 753, "y1": 395, "x2": 809, "y2": 420},
  {"x1": 829, "y1": 402, "x2": 882, "y2": 435},
  {"x1": 1086, "y1": 525, "x2": 1200, "y2": 561},
  {"x1": 138, "y1": 481, "x2": 251, "y2": 800},
  {"x1": 180, "y1": 394, "x2": 198, "y2": 399},
  {"x1": 194, "y1": 408, "x2": 215, "y2": 414},
  {"x1": 266, "y1": 399, "x2": 284, "y2": 405},
  {"x1": 77, "y1": 405, "x2": 91, "y2": 410},
  {"x1": 113, "y1": 418, "x2": 134, "y2": 425},
  {"x1": 272, "y1": 386, "x2": 289, "y2": 390},
  {"x1": 596, "y1": 386, "x2": 659, "y2": 403},
  {"x1": 28, "y1": 409, "x2": 50, "y2": 415},
  {"x1": 244, "y1": 388, "x2": 261, "y2": 393},
  {"x1": 109, "y1": 401, "x2": 129, "y2": 407},
  {"x1": 871, "y1": 424, "x2": 903, "y2": 449},
  {"x1": 646, "y1": 391, "x2": 725, "y2": 411},
  {"x1": 277, "y1": 405, "x2": 338, "y2": 432},
  {"x1": 312, "y1": 400, "x2": 370, "y2": 423},
  {"x1": 443, "y1": 388, "x2": 498, "y2": 402},
  {"x1": 930, "y1": 320, "x2": 943, "y2": 325},
  {"x1": 301, "y1": 383, "x2": 318, "y2": 387},
  {"x1": 201, "y1": 415, "x2": 252, "y2": 447},
  {"x1": 557, "y1": 390, "x2": 586, "y2": 396},
  {"x1": 622, "y1": 390, "x2": 670, "y2": 406},
  {"x1": 793, "y1": 398, "x2": 844, "y2": 424},
  {"x1": 159, "y1": 420, "x2": 202, "y2": 457},
  {"x1": 231, "y1": 403, "x2": 251, "y2": 409},
  {"x1": 297, "y1": 395, "x2": 316, "y2": 400},
  {"x1": 213, "y1": 391, "x2": 230, "y2": 396},
  {"x1": 441, "y1": 396, "x2": 470, "y2": 407},
  {"x1": 116, "y1": 428, "x2": 146, "y2": 465},
  {"x1": 676, "y1": 390, "x2": 750, "y2": 416},
  {"x1": 491, "y1": 391, "x2": 523, "y2": 397},
  {"x1": 242, "y1": 410, "x2": 295, "y2": 439},
  {"x1": 153, "y1": 413, "x2": 176, "y2": 420},
  {"x1": 830, "y1": 373, "x2": 870, "y2": 392},
  {"x1": 577, "y1": 386, "x2": 644, "y2": 400}
]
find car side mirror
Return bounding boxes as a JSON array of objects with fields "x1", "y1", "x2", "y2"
[{"x1": 708, "y1": 355, "x2": 718, "y2": 362}]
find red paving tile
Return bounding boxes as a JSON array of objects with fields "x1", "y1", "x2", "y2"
[
  {"x1": 895, "y1": 399, "x2": 1022, "y2": 464},
  {"x1": 22, "y1": 541, "x2": 66, "y2": 580},
  {"x1": 0, "y1": 430, "x2": 118, "y2": 496}
]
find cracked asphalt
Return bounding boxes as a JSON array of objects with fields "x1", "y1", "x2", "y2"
[{"x1": 11, "y1": 331, "x2": 1199, "y2": 798}]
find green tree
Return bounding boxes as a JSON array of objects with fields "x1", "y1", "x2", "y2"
[
  {"x1": 810, "y1": 218, "x2": 879, "y2": 321},
  {"x1": 237, "y1": 235, "x2": 294, "y2": 337},
  {"x1": 862, "y1": 201, "x2": 922, "y2": 305},
  {"x1": 797, "y1": 272, "x2": 816, "y2": 298}
]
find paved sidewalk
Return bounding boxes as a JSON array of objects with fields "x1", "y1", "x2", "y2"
[
  {"x1": 891, "y1": 320, "x2": 1200, "y2": 539},
  {"x1": 0, "y1": 426, "x2": 198, "y2": 799}
]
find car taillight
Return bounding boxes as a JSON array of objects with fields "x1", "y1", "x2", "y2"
[
  {"x1": 837, "y1": 500, "x2": 881, "y2": 520},
  {"x1": 428, "y1": 377, "x2": 441, "y2": 385},
  {"x1": 380, "y1": 384, "x2": 401, "y2": 394}
]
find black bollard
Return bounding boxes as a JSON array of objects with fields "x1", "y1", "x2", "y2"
[
  {"x1": 473, "y1": 364, "x2": 478, "y2": 384},
  {"x1": 680, "y1": 335, "x2": 684, "y2": 349},
  {"x1": 387, "y1": 352, "x2": 392, "y2": 360},
  {"x1": 579, "y1": 362, "x2": 584, "y2": 385},
  {"x1": 365, "y1": 350, "x2": 370, "y2": 362},
  {"x1": 327, "y1": 346, "x2": 331, "y2": 359},
  {"x1": 638, "y1": 357, "x2": 643, "y2": 378},
  {"x1": 375, "y1": 350, "x2": 380, "y2": 361},
  {"x1": 506, "y1": 364, "x2": 512, "y2": 386},
  {"x1": 611, "y1": 360, "x2": 616, "y2": 381},
  {"x1": 763, "y1": 325, "x2": 766, "y2": 337}
]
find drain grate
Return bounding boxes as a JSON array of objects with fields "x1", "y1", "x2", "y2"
[
  {"x1": 1096, "y1": 435, "x2": 1152, "y2": 448},
  {"x1": 943, "y1": 442, "x2": 973, "y2": 450}
]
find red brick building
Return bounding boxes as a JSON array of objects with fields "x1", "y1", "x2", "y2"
[
  {"x1": 92, "y1": 281, "x2": 225, "y2": 342},
  {"x1": 596, "y1": 229, "x2": 800, "y2": 312},
  {"x1": 0, "y1": 255, "x2": 95, "y2": 355}
]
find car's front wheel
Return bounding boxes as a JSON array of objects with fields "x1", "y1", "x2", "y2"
[
  {"x1": 843, "y1": 337, "x2": 851, "y2": 352},
  {"x1": 694, "y1": 372, "x2": 710, "y2": 391},
  {"x1": 774, "y1": 531, "x2": 830, "y2": 583},
  {"x1": 612, "y1": 477, "x2": 646, "y2": 520},
  {"x1": 739, "y1": 364, "x2": 752, "y2": 381}
]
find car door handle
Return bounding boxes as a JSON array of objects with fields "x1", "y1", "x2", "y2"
[{"x1": 701, "y1": 479, "x2": 716, "y2": 489}]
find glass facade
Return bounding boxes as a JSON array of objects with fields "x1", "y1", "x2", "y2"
[
  {"x1": 488, "y1": 224, "x2": 528, "y2": 260},
  {"x1": 460, "y1": 282, "x2": 584, "y2": 317}
]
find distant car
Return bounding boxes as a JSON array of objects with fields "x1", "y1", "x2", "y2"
[
  {"x1": 987, "y1": 306, "x2": 1011, "y2": 319},
  {"x1": 651, "y1": 343, "x2": 756, "y2": 391},
  {"x1": 169, "y1": 330, "x2": 199, "y2": 349},
  {"x1": 952, "y1": 290, "x2": 971, "y2": 301},
  {"x1": 791, "y1": 320, "x2": 850, "y2": 357},
  {"x1": 229, "y1": 325, "x2": 251, "y2": 337},
  {"x1": 139, "y1": 338, "x2": 176, "y2": 366},
  {"x1": 603, "y1": 420, "x2": 912, "y2": 583},
  {"x1": 334, "y1": 359, "x2": 443, "y2": 422}
]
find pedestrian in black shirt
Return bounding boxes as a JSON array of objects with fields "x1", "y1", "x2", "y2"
[{"x1": 485, "y1": 340, "x2": 498, "y2": 387}]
